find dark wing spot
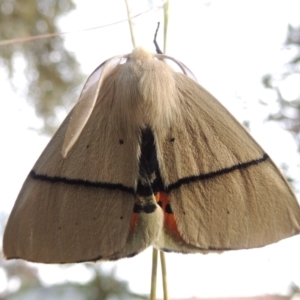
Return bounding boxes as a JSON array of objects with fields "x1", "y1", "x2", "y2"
[
  {"x1": 165, "y1": 203, "x2": 173, "y2": 214},
  {"x1": 133, "y1": 203, "x2": 143, "y2": 213},
  {"x1": 119, "y1": 139, "x2": 124, "y2": 144},
  {"x1": 170, "y1": 138, "x2": 175, "y2": 142}
]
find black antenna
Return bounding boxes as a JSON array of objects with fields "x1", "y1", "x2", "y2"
[{"x1": 153, "y1": 22, "x2": 163, "y2": 54}]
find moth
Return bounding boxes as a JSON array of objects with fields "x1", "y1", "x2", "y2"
[{"x1": 3, "y1": 47, "x2": 300, "y2": 263}]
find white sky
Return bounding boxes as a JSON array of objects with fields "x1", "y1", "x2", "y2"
[{"x1": 1, "y1": 0, "x2": 300, "y2": 298}]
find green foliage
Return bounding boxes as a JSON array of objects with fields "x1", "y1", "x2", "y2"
[{"x1": 0, "y1": 0, "x2": 83, "y2": 134}]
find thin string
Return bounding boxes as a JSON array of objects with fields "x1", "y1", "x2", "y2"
[{"x1": 0, "y1": 1, "x2": 167, "y2": 47}]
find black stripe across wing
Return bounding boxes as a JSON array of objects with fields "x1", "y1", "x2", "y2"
[
  {"x1": 30, "y1": 170, "x2": 135, "y2": 194},
  {"x1": 166, "y1": 153, "x2": 269, "y2": 192},
  {"x1": 30, "y1": 154, "x2": 269, "y2": 195}
]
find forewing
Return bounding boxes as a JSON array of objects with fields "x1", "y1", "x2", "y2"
[
  {"x1": 3, "y1": 70, "x2": 142, "y2": 263},
  {"x1": 62, "y1": 56, "x2": 124, "y2": 157},
  {"x1": 155, "y1": 73, "x2": 300, "y2": 251}
]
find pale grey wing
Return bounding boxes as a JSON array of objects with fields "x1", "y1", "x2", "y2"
[
  {"x1": 155, "y1": 73, "x2": 300, "y2": 251},
  {"x1": 3, "y1": 174, "x2": 135, "y2": 263},
  {"x1": 62, "y1": 56, "x2": 125, "y2": 157},
  {"x1": 3, "y1": 67, "x2": 146, "y2": 263}
]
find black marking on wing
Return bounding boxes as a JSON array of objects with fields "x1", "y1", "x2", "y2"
[
  {"x1": 30, "y1": 170, "x2": 135, "y2": 194},
  {"x1": 166, "y1": 153, "x2": 269, "y2": 192},
  {"x1": 136, "y1": 181, "x2": 152, "y2": 197},
  {"x1": 165, "y1": 203, "x2": 173, "y2": 214},
  {"x1": 136, "y1": 128, "x2": 164, "y2": 197},
  {"x1": 30, "y1": 152, "x2": 269, "y2": 194}
]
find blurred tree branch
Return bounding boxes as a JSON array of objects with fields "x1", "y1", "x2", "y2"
[
  {"x1": 0, "y1": 0, "x2": 83, "y2": 134},
  {"x1": 262, "y1": 24, "x2": 300, "y2": 149}
]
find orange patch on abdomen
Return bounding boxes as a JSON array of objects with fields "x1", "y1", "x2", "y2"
[{"x1": 155, "y1": 192, "x2": 181, "y2": 239}]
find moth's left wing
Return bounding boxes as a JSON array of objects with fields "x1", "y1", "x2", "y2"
[{"x1": 3, "y1": 58, "x2": 162, "y2": 263}]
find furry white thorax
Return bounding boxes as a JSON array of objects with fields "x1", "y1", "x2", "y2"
[
  {"x1": 62, "y1": 47, "x2": 185, "y2": 157},
  {"x1": 115, "y1": 47, "x2": 181, "y2": 135}
]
